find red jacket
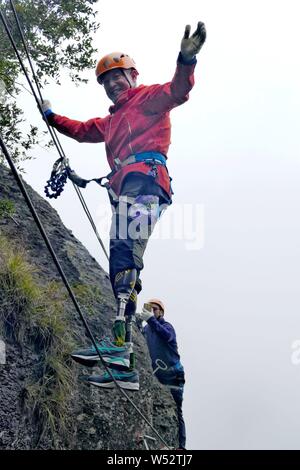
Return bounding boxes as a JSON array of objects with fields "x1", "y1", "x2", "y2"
[{"x1": 50, "y1": 54, "x2": 196, "y2": 197}]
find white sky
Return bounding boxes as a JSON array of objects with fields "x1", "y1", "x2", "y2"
[{"x1": 15, "y1": 0, "x2": 300, "y2": 449}]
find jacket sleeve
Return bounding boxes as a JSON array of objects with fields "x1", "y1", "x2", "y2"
[
  {"x1": 48, "y1": 114, "x2": 108, "y2": 143},
  {"x1": 141, "y1": 53, "x2": 197, "y2": 114},
  {"x1": 146, "y1": 317, "x2": 176, "y2": 343}
]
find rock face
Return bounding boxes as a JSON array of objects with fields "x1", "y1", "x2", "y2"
[{"x1": 0, "y1": 164, "x2": 178, "y2": 450}]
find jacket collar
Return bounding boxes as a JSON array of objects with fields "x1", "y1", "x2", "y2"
[
  {"x1": 157, "y1": 316, "x2": 165, "y2": 323},
  {"x1": 109, "y1": 85, "x2": 145, "y2": 114}
]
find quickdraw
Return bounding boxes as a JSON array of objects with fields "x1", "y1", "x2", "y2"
[
  {"x1": 44, "y1": 158, "x2": 68, "y2": 199},
  {"x1": 44, "y1": 157, "x2": 102, "y2": 199}
]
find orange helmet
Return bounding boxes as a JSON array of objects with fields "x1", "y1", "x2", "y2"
[
  {"x1": 95, "y1": 52, "x2": 138, "y2": 83},
  {"x1": 148, "y1": 298, "x2": 165, "y2": 313}
]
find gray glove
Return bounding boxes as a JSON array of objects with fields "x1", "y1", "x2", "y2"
[
  {"x1": 38, "y1": 99, "x2": 53, "y2": 117},
  {"x1": 180, "y1": 21, "x2": 206, "y2": 61}
]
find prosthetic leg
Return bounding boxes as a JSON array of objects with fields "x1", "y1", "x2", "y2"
[
  {"x1": 124, "y1": 289, "x2": 136, "y2": 369},
  {"x1": 112, "y1": 268, "x2": 137, "y2": 347},
  {"x1": 113, "y1": 270, "x2": 142, "y2": 369}
]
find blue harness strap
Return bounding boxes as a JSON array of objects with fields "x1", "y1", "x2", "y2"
[
  {"x1": 133, "y1": 152, "x2": 167, "y2": 166},
  {"x1": 113, "y1": 151, "x2": 167, "y2": 169}
]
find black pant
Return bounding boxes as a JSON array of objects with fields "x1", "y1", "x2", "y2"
[
  {"x1": 156, "y1": 365, "x2": 186, "y2": 449},
  {"x1": 170, "y1": 387, "x2": 186, "y2": 449}
]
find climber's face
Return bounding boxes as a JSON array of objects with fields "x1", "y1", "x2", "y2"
[{"x1": 101, "y1": 69, "x2": 131, "y2": 103}]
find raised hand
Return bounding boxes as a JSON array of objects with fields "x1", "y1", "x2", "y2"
[
  {"x1": 135, "y1": 307, "x2": 154, "y2": 323},
  {"x1": 181, "y1": 21, "x2": 206, "y2": 61}
]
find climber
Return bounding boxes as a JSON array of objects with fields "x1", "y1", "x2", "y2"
[
  {"x1": 135, "y1": 299, "x2": 186, "y2": 449},
  {"x1": 40, "y1": 21, "x2": 206, "y2": 391}
]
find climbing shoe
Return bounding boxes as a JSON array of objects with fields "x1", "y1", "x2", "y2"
[
  {"x1": 70, "y1": 338, "x2": 131, "y2": 370},
  {"x1": 86, "y1": 369, "x2": 139, "y2": 391}
]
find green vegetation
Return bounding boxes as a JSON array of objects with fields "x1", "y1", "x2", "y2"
[
  {"x1": 0, "y1": 234, "x2": 106, "y2": 445},
  {"x1": 72, "y1": 282, "x2": 102, "y2": 317},
  {"x1": 0, "y1": 235, "x2": 76, "y2": 444},
  {"x1": 0, "y1": 198, "x2": 15, "y2": 220},
  {"x1": 0, "y1": 0, "x2": 99, "y2": 168}
]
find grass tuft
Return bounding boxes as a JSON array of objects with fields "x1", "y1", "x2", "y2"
[{"x1": 0, "y1": 235, "x2": 77, "y2": 446}]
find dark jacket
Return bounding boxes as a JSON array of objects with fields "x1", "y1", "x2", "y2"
[{"x1": 143, "y1": 316, "x2": 181, "y2": 369}]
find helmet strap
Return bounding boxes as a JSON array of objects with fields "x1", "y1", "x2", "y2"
[{"x1": 122, "y1": 69, "x2": 136, "y2": 88}]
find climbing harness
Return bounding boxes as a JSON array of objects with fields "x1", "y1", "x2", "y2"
[
  {"x1": 97, "y1": 151, "x2": 168, "y2": 203},
  {"x1": 45, "y1": 151, "x2": 167, "y2": 202},
  {"x1": 0, "y1": 1, "x2": 171, "y2": 449}
]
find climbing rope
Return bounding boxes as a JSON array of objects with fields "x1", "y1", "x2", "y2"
[{"x1": 0, "y1": 2, "x2": 170, "y2": 449}]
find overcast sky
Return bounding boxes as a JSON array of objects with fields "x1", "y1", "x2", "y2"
[{"x1": 14, "y1": 0, "x2": 300, "y2": 449}]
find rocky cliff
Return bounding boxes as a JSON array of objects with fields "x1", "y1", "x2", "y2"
[{"x1": 0, "y1": 163, "x2": 178, "y2": 450}]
